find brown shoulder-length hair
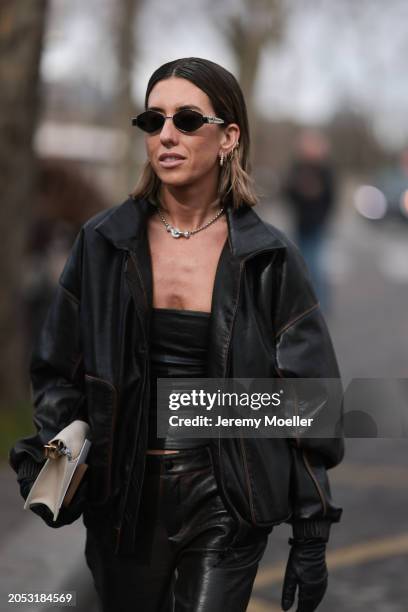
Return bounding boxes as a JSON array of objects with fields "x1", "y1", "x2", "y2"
[{"x1": 130, "y1": 57, "x2": 258, "y2": 209}]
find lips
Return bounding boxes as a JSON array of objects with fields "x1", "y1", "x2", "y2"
[
  {"x1": 158, "y1": 153, "x2": 186, "y2": 168},
  {"x1": 159, "y1": 153, "x2": 186, "y2": 161}
]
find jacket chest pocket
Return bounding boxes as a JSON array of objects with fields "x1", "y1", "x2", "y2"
[{"x1": 85, "y1": 374, "x2": 118, "y2": 504}]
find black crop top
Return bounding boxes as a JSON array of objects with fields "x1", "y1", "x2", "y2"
[{"x1": 148, "y1": 307, "x2": 211, "y2": 449}]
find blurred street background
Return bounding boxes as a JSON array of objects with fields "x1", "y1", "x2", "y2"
[{"x1": 1, "y1": 1, "x2": 407, "y2": 610}]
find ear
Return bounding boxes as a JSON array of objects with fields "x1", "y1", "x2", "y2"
[{"x1": 219, "y1": 123, "x2": 240, "y2": 156}]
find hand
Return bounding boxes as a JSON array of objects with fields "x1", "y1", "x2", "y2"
[
  {"x1": 281, "y1": 538, "x2": 328, "y2": 612},
  {"x1": 19, "y1": 478, "x2": 34, "y2": 501},
  {"x1": 17, "y1": 458, "x2": 43, "y2": 501},
  {"x1": 30, "y1": 478, "x2": 88, "y2": 529}
]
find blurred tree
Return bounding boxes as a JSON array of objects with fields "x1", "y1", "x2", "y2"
[
  {"x1": 0, "y1": 0, "x2": 48, "y2": 407},
  {"x1": 214, "y1": 0, "x2": 289, "y2": 134},
  {"x1": 327, "y1": 109, "x2": 386, "y2": 174},
  {"x1": 112, "y1": 0, "x2": 143, "y2": 197}
]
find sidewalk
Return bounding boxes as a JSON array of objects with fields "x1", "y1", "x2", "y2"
[{"x1": 0, "y1": 464, "x2": 98, "y2": 612}]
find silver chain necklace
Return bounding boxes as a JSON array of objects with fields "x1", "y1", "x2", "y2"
[{"x1": 155, "y1": 202, "x2": 225, "y2": 239}]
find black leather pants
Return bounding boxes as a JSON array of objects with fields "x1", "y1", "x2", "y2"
[{"x1": 85, "y1": 445, "x2": 270, "y2": 612}]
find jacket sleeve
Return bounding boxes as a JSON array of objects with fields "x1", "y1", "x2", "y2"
[
  {"x1": 9, "y1": 229, "x2": 87, "y2": 476},
  {"x1": 273, "y1": 238, "x2": 344, "y2": 527}
]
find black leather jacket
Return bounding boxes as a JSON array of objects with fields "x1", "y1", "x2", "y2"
[{"x1": 10, "y1": 196, "x2": 343, "y2": 555}]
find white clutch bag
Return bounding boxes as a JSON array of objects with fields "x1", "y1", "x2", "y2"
[{"x1": 24, "y1": 419, "x2": 91, "y2": 521}]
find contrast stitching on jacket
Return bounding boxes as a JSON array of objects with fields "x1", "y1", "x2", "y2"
[
  {"x1": 84, "y1": 373, "x2": 117, "y2": 394},
  {"x1": 301, "y1": 450, "x2": 328, "y2": 517},
  {"x1": 71, "y1": 353, "x2": 83, "y2": 381},
  {"x1": 59, "y1": 282, "x2": 80, "y2": 306},
  {"x1": 219, "y1": 258, "x2": 258, "y2": 524},
  {"x1": 275, "y1": 302, "x2": 319, "y2": 339},
  {"x1": 239, "y1": 435, "x2": 257, "y2": 524},
  {"x1": 273, "y1": 365, "x2": 300, "y2": 448},
  {"x1": 129, "y1": 252, "x2": 149, "y2": 309},
  {"x1": 222, "y1": 259, "x2": 244, "y2": 374}
]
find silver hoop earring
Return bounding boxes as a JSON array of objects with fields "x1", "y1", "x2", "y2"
[{"x1": 219, "y1": 152, "x2": 224, "y2": 167}]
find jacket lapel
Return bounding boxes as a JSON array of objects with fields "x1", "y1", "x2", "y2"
[
  {"x1": 206, "y1": 203, "x2": 286, "y2": 376},
  {"x1": 96, "y1": 198, "x2": 155, "y2": 341},
  {"x1": 225, "y1": 202, "x2": 285, "y2": 257},
  {"x1": 95, "y1": 196, "x2": 286, "y2": 258},
  {"x1": 125, "y1": 232, "x2": 153, "y2": 344}
]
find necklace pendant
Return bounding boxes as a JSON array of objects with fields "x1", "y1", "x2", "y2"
[
  {"x1": 157, "y1": 203, "x2": 224, "y2": 239},
  {"x1": 170, "y1": 227, "x2": 181, "y2": 238}
]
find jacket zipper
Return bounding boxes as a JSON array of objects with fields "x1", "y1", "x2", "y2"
[
  {"x1": 274, "y1": 365, "x2": 301, "y2": 449},
  {"x1": 111, "y1": 253, "x2": 131, "y2": 505},
  {"x1": 273, "y1": 295, "x2": 328, "y2": 516},
  {"x1": 128, "y1": 252, "x2": 149, "y2": 312},
  {"x1": 274, "y1": 305, "x2": 328, "y2": 515},
  {"x1": 116, "y1": 250, "x2": 149, "y2": 549},
  {"x1": 302, "y1": 450, "x2": 328, "y2": 517},
  {"x1": 220, "y1": 248, "x2": 277, "y2": 526}
]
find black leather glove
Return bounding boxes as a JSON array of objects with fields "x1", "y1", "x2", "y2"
[
  {"x1": 30, "y1": 477, "x2": 88, "y2": 528},
  {"x1": 19, "y1": 477, "x2": 34, "y2": 501},
  {"x1": 281, "y1": 520, "x2": 330, "y2": 612},
  {"x1": 17, "y1": 458, "x2": 43, "y2": 501},
  {"x1": 17, "y1": 457, "x2": 88, "y2": 528}
]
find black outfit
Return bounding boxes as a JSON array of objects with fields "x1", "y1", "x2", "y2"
[
  {"x1": 84, "y1": 308, "x2": 269, "y2": 610},
  {"x1": 148, "y1": 307, "x2": 211, "y2": 449},
  {"x1": 10, "y1": 198, "x2": 343, "y2": 571},
  {"x1": 85, "y1": 446, "x2": 269, "y2": 611}
]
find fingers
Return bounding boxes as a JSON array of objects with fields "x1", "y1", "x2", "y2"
[
  {"x1": 30, "y1": 480, "x2": 87, "y2": 528},
  {"x1": 30, "y1": 502, "x2": 80, "y2": 528},
  {"x1": 296, "y1": 576, "x2": 328, "y2": 612},
  {"x1": 19, "y1": 479, "x2": 33, "y2": 501},
  {"x1": 67, "y1": 480, "x2": 88, "y2": 514},
  {"x1": 281, "y1": 561, "x2": 298, "y2": 611},
  {"x1": 30, "y1": 503, "x2": 56, "y2": 527}
]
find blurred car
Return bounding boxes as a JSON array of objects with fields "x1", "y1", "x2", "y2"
[{"x1": 353, "y1": 166, "x2": 408, "y2": 224}]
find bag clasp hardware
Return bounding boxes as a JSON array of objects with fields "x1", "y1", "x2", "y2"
[{"x1": 44, "y1": 442, "x2": 73, "y2": 461}]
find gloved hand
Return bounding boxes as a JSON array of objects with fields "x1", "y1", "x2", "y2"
[
  {"x1": 19, "y1": 477, "x2": 34, "y2": 502},
  {"x1": 17, "y1": 457, "x2": 88, "y2": 529},
  {"x1": 281, "y1": 521, "x2": 330, "y2": 612},
  {"x1": 17, "y1": 458, "x2": 43, "y2": 501},
  {"x1": 29, "y1": 478, "x2": 88, "y2": 528}
]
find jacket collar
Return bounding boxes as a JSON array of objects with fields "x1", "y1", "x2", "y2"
[{"x1": 95, "y1": 196, "x2": 286, "y2": 258}]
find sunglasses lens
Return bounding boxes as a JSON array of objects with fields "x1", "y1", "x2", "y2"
[
  {"x1": 135, "y1": 111, "x2": 164, "y2": 133},
  {"x1": 173, "y1": 110, "x2": 204, "y2": 132}
]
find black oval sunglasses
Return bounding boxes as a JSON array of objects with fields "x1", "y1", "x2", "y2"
[{"x1": 131, "y1": 109, "x2": 225, "y2": 134}]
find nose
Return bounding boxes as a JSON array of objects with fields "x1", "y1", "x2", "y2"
[{"x1": 159, "y1": 116, "x2": 179, "y2": 146}]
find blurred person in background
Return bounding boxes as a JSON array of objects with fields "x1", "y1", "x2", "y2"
[
  {"x1": 10, "y1": 58, "x2": 343, "y2": 612},
  {"x1": 284, "y1": 130, "x2": 337, "y2": 313}
]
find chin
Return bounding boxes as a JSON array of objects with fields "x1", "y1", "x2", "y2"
[{"x1": 156, "y1": 169, "x2": 196, "y2": 188}]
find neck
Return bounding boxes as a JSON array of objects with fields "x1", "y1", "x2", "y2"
[{"x1": 158, "y1": 181, "x2": 222, "y2": 229}]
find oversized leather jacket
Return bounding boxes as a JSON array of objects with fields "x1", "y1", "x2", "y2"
[{"x1": 10, "y1": 196, "x2": 343, "y2": 555}]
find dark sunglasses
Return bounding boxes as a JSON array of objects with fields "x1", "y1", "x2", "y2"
[{"x1": 131, "y1": 109, "x2": 225, "y2": 134}]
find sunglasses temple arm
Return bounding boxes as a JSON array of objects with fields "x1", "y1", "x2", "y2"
[{"x1": 205, "y1": 117, "x2": 224, "y2": 125}]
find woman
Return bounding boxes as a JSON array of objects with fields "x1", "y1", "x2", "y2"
[{"x1": 10, "y1": 57, "x2": 343, "y2": 612}]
